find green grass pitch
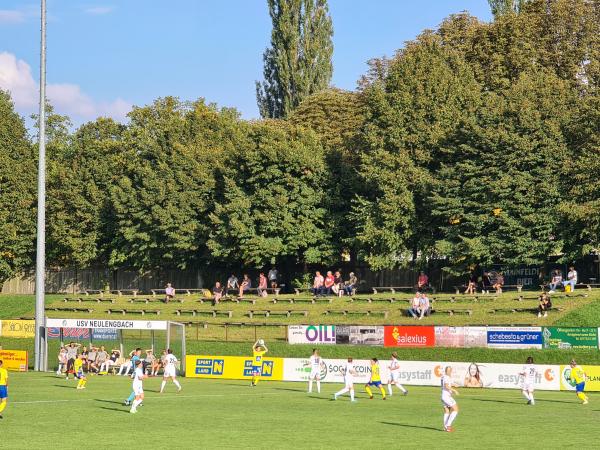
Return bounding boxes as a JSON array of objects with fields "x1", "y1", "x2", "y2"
[{"x1": 1, "y1": 373, "x2": 597, "y2": 448}]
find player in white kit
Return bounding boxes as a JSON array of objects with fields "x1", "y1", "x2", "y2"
[
  {"x1": 306, "y1": 349, "x2": 324, "y2": 393},
  {"x1": 160, "y1": 349, "x2": 182, "y2": 393},
  {"x1": 130, "y1": 360, "x2": 147, "y2": 414},
  {"x1": 334, "y1": 357, "x2": 357, "y2": 402},
  {"x1": 387, "y1": 352, "x2": 408, "y2": 396},
  {"x1": 441, "y1": 366, "x2": 459, "y2": 432},
  {"x1": 519, "y1": 356, "x2": 537, "y2": 405}
]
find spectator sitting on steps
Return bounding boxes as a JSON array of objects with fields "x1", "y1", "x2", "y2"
[
  {"x1": 212, "y1": 281, "x2": 224, "y2": 305},
  {"x1": 548, "y1": 270, "x2": 562, "y2": 293},
  {"x1": 311, "y1": 271, "x2": 324, "y2": 296},
  {"x1": 481, "y1": 271, "x2": 492, "y2": 294},
  {"x1": 257, "y1": 272, "x2": 268, "y2": 297},
  {"x1": 227, "y1": 274, "x2": 239, "y2": 294},
  {"x1": 464, "y1": 273, "x2": 477, "y2": 295},
  {"x1": 408, "y1": 293, "x2": 421, "y2": 319},
  {"x1": 344, "y1": 272, "x2": 358, "y2": 296},
  {"x1": 563, "y1": 266, "x2": 577, "y2": 292},
  {"x1": 417, "y1": 292, "x2": 431, "y2": 320},
  {"x1": 164, "y1": 283, "x2": 175, "y2": 303},
  {"x1": 493, "y1": 272, "x2": 504, "y2": 294},
  {"x1": 538, "y1": 293, "x2": 552, "y2": 318},
  {"x1": 268, "y1": 267, "x2": 279, "y2": 288},
  {"x1": 323, "y1": 271, "x2": 335, "y2": 296},
  {"x1": 417, "y1": 271, "x2": 429, "y2": 291},
  {"x1": 332, "y1": 271, "x2": 343, "y2": 296},
  {"x1": 238, "y1": 274, "x2": 251, "y2": 298}
]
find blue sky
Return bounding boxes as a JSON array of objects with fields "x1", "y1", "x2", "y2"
[{"x1": 0, "y1": 1, "x2": 491, "y2": 125}]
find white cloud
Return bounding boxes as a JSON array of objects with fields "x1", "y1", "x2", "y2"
[
  {"x1": 0, "y1": 52, "x2": 131, "y2": 123},
  {"x1": 84, "y1": 6, "x2": 114, "y2": 15},
  {"x1": 0, "y1": 9, "x2": 26, "y2": 24}
]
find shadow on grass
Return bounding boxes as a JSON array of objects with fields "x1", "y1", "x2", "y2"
[
  {"x1": 95, "y1": 399, "x2": 124, "y2": 405},
  {"x1": 469, "y1": 398, "x2": 523, "y2": 405},
  {"x1": 380, "y1": 422, "x2": 442, "y2": 432},
  {"x1": 536, "y1": 399, "x2": 578, "y2": 405},
  {"x1": 52, "y1": 385, "x2": 76, "y2": 389},
  {"x1": 272, "y1": 387, "x2": 305, "y2": 393},
  {"x1": 99, "y1": 406, "x2": 130, "y2": 414}
]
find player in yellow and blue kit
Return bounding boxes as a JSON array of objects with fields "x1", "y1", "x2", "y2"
[
  {"x1": 0, "y1": 360, "x2": 8, "y2": 419},
  {"x1": 365, "y1": 358, "x2": 386, "y2": 400},
  {"x1": 569, "y1": 359, "x2": 588, "y2": 404},
  {"x1": 74, "y1": 354, "x2": 88, "y2": 390},
  {"x1": 251, "y1": 339, "x2": 268, "y2": 387}
]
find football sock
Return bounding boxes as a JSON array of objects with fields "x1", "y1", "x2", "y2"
[
  {"x1": 316, "y1": 380, "x2": 321, "y2": 393},
  {"x1": 447, "y1": 411, "x2": 458, "y2": 426},
  {"x1": 387, "y1": 384, "x2": 393, "y2": 395},
  {"x1": 160, "y1": 381, "x2": 166, "y2": 392},
  {"x1": 379, "y1": 386, "x2": 386, "y2": 398},
  {"x1": 577, "y1": 392, "x2": 587, "y2": 402},
  {"x1": 522, "y1": 390, "x2": 530, "y2": 401},
  {"x1": 127, "y1": 392, "x2": 135, "y2": 402},
  {"x1": 335, "y1": 388, "x2": 348, "y2": 397},
  {"x1": 443, "y1": 413, "x2": 449, "y2": 427},
  {"x1": 82, "y1": 379, "x2": 87, "y2": 387},
  {"x1": 397, "y1": 384, "x2": 407, "y2": 393},
  {"x1": 173, "y1": 380, "x2": 181, "y2": 389},
  {"x1": 132, "y1": 398, "x2": 142, "y2": 409},
  {"x1": 308, "y1": 380, "x2": 313, "y2": 393},
  {"x1": 0, "y1": 401, "x2": 6, "y2": 413},
  {"x1": 530, "y1": 394, "x2": 535, "y2": 404},
  {"x1": 350, "y1": 389, "x2": 355, "y2": 401},
  {"x1": 365, "y1": 386, "x2": 373, "y2": 397}
]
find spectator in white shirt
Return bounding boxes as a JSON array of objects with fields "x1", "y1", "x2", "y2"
[
  {"x1": 311, "y1": 271, "x2": 324, "y2": 296},
  {"x1": 417, "y1": 292, "x2": 431, "y2": 320},
  {"x1": 548, "y1": 270, "x2": 563, "y2": 293},
  {"x1": 164, "y1": 283, "x2": 175, "y2": 303},
  {"x1": 563, "y1": 266, "x2": 577, "y2": 292},
  {"x1": 408, "y1": 294, "x2": 421, "y2": 318}
]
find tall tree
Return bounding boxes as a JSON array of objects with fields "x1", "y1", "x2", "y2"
[
  {"x1": 256, "y1": 0, "x2": 334, "y2": 119},
  {"x1": 0, "y1": 90, "x2": 36, "y2": 282},
  {"x1": 488, "y1": 0, "x2": 526, "y2": 17}
]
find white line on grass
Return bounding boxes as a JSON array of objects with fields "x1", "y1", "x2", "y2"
[{"x1": 12, "y1": 391, "x2": 281, "y2": 405}]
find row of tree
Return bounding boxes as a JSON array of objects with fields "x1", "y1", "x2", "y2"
[{"x1": 0, "y1": 0, "x2": 599, "y2": 282}]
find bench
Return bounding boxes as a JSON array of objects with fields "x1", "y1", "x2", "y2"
[
  {"x1": 323, "y1": 310, "x2": 389, "y2": 319},
  {"x1": 454, "y1": 284, "x2": 522, "y2": 295},
  {"x1": 489, "y1": 307, "x2": 564, "y2": 314},
  {"x1": 107, "y1": 308, "x2": 161, "y2": 316},
  {"x1": 128, "y1": 297, "x2": 163, "y2": 304},
  {"x1": 272, "y1": 297, "x2": 332, "y2": 304},
  {"x1": 110, "y1": 289, "x2": 139, "y2": 296},
  {"x1": 372, "y1": 286, "x2": 414, "y2": 294},
  {"x1": 82, "y1": 289, "x2": 104, "y2": 296},
  {"x1": 247, "y1": 310, "x2": 308, "y2": 319},
  {"x1": 293, "y1": 287, "x2": 313, "y2": 295},
  {"x1": 63, "y1": 297, "x2": 115, "y2": 304},
  {"x1": 348, "y1": 297, "x2": 397, "y2": 304},
  {"x1": 151, "y1": 288, "x2": 205, "y2": 297},
  {"x1": 431, "y1": 308, "x2": 473, "y2": 316},
  {"x1": 47, "y1": 306, "x2": 94, "y2": 313},
  {"x1": 175, "y1": 309, "x2": 233, "y2": 318}
]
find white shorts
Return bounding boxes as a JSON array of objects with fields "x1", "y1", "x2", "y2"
[
  {"x1": 522, "y1": 382, "x2": 535, "y2": 392},
  {"x1": 164, "y1": 366, "x2": 176, "y2": 378},
  {"x1": 310, "y1": 369, "x2": 320, "y2": 379},
  {"x1": 389, "y1": 372, "x2": 399, "y2": 383},
  {"x1": 344, "y1": 376, "x2": 354, "y2": 388},
  {"x1": 133, "y1": 384, "x2": 144, "y2": 396},
  {"x1": 441, "y1": 392, "x2": 456, "y2": 408}
]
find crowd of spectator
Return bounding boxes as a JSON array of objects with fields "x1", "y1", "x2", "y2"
[
  {"x1": 57, "y1": 343, "x2": 170, "y2": 377},
  {"x1": 311, "y1": 270, "x2": 358, "y2": 297}
]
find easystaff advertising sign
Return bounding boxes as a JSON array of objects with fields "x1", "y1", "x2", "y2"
[
  {"x1": 0, "y1": 349, "x2": 28, "y2": 371},
  {"x1": 336, "y1": 326, "x2": 384, "y2": 346},
  {"x1": 288, "y1": 325, "x2": 336, "y2": 345},
  {"x1": 543, "y1": 327, "x2": 598, "y2": 349},
  {"x1": 185, "y1": 355, "x2": 284, "y2": 380},
  {"x1": 0, "y1": 320, "x2": 35, "y2": 338},
  {"x1": 384, "y1": 326, "x2": 435, "y2": 348},
  {"x1": 45, "y1": 318, "x2": 168, "y2": 330},
  {"x1": 281, "y1": 358, "x2": 559, "y2": 390},
  {"x1": 487, "y1": 327, "x2": 543, "y2": 349},
  {"x1": 560, "y1": 365, "x2": 600, "y2": 392}
]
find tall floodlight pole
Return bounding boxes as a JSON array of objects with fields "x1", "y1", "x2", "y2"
[{"x1": 34, "y1": 0, "x2": 47, "y2": 372}]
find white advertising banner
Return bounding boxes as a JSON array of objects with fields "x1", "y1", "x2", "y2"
[
  {"x1": 282, "y1": 358, "x2": 560, "y2": 390},
  {"x1": 45, "y1": 318, "x2": 168, "y2": 330},
  {"x1": 287, "y1": 325, "x2": 336, "y2": 345}
]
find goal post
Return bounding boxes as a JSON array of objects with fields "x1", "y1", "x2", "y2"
[{"x1": 43, "y1": 318, "x2": 186, "y2": 375}]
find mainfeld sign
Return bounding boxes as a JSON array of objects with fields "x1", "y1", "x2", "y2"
[
  {"x1": 335, "y1": 326, "x2": 384, "y2": 346},
  {"x1": 288, "y1": 325, "x2": 336, "y2": 345},
  {"x1": 384, "y1": 326, "x2": 435, "y2": 348}
]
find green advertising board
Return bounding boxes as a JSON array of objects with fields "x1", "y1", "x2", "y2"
[{"x1": 543, "y1": 327, "x2": 598, "y2": 349}]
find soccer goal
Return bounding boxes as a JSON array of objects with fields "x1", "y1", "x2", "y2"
[{"x1": 42, "y1": 318, "x2": 186, "y2": 375}]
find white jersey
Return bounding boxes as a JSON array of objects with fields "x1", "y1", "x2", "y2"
[
  {"x1": 441, "y1": 374, "x2": 456, "y2": 407},
  {"x1": 133, "y1": 367, "x2": 144, "y2": 387},
  {"x1": 344, "y1": 362, "x2": 355, "y2": 383},
  {"x1": 389, "y1": 357, "x2": 400, "y2": 381},
  {"x1": 521, "y1": 364, "x2": 537, "y2": 386},
  {"x1": 310, "y1": 355, "x2": 322, "y2": 369},
  {"x1": 164, "y1": 353, "x2": 178, "y2": 377}
]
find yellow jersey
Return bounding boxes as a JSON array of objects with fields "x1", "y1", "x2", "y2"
[
  {"x1": 252, "y1": 350, "x2": 266, "y2": 367},
  {"x1": 74, "y1": 359, "x2": 83, "y2": 373},
  {"x1": 571, "y1": 366, "x2": 586, "y2": 384},
  {"x1": 0, "y1": 368, "x2": 8, "y2": 385},
  {"x1": 371, "y1": 363, "x2": 381, "y2": 382}
]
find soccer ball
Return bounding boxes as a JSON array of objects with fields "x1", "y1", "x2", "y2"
[{"x1": 258, "y1": 339, "x2": 265, "y2": 346}]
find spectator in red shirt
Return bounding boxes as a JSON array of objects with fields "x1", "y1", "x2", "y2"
[
  {"x1": 258, "y1": 272, "x2": 268, "y2": 297},
  {"x1": 323, "y1": 271, "x2": 335, "y2": 295}
]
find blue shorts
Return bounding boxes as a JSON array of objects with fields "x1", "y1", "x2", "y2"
[
  {"x1": 252, "y1": 366, "x2": 262, "y2": 376},
  {"x1": 576, "y1": 382, "x2": 585, "y2": 393},
  {"x1": 367, "y1": 381, "x2": 382, "y2": 388},
  {"x1": 0, "y1": 385, "x2": 7, "y2": 398},
  {"x1": 75, "y1": 371, "x2": 85, "y2": 380}
]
